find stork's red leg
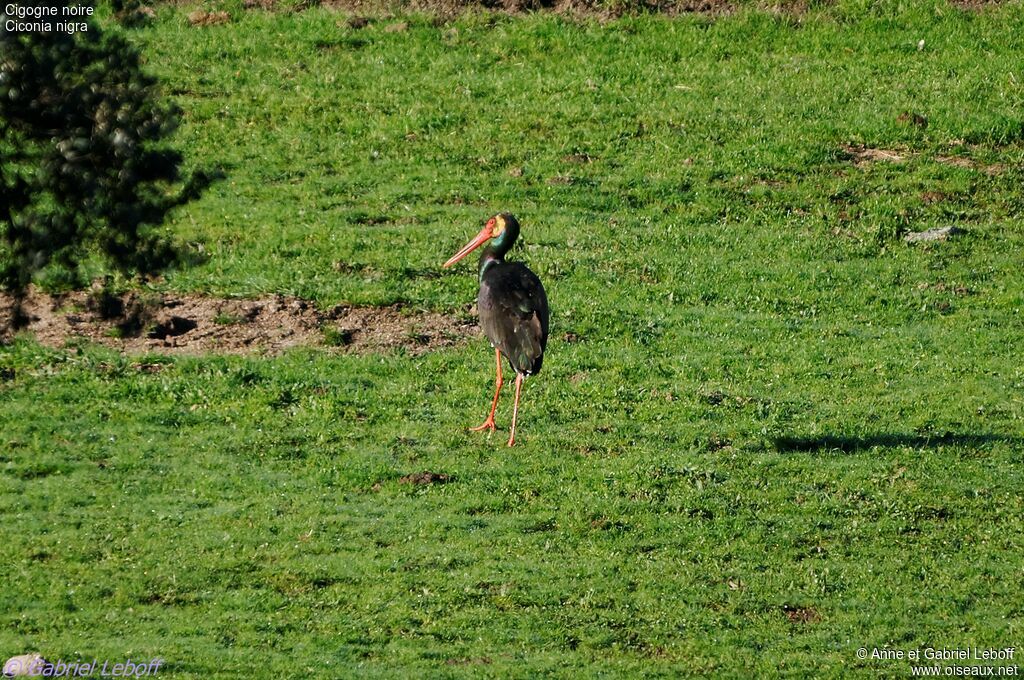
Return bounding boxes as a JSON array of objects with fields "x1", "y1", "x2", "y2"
[
  {"x1": 507, "y1": 372, "x2": 524, "y2": 447},
  {"x1": 470, "y1": 348, "x2": 503, "y2": 432}
]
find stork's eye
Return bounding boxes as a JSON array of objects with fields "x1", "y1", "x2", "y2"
[{"x1": 492, "y1": 217, "x2": 505, "y2": 236}]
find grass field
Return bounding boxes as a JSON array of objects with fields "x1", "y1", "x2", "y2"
[{"x1": 2, "y1": 1, "x2": 1024, "y2": 676}]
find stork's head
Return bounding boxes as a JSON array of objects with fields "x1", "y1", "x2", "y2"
[{"x1": 443, "y1": 213, "x2": 520, "y2": 268}]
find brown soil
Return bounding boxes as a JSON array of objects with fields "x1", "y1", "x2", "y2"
[
  {"x1": 783, "y1": 605, "x2": 822, "y2": 624},
  {"x1": 920, "y1": 190, "x2": 947, "y2": 204},
  {"x1": 896, "y1": 111, "x2": 928, "y2": 128},
  {"x1": 251, "y1": 0, "x2": 756, "y2": 19},
  {"x1": 165, "y1": 0, "x2": 1002, "y2": 21},
  {"x1": 841, "y1": 144, "x2": 907, "y2": 165},
  {"x1": 0, "y1": 287, "x2": 477, "y2": 356},
  {"x1": 948, "y1": 0, "x2": 1012, "y2": 9},
  {"x1": 186, "y1": 9, "x2": 231, "y2": 25},
  {"x1": 445, "y1": 657, "x2": 493, "y2": 665},
  {"x1": 323, "y1": 0, "x2": 712, "y2": 17},
  {"x1": 315, "y1": 0, "x2": 1007, "y2": 18},
  {"x1": 934, "y1": 155, "x2": 1005, "y2": 176},
  {"x1": 399, "y1": 471, "x2": 452, "y2": 484},
  {"x1": 842, "y1": 145, "x2": 1006, "y2": 176}
]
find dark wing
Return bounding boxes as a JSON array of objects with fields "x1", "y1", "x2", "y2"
[{"x1": 478, "y1": 262, "x2": 549, "y2": 376}]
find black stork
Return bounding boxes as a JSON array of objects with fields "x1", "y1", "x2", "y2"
[{"x1": 443, "y1": 213, "x2": 549, "y2": 447}]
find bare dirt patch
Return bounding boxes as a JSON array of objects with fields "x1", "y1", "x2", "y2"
[
  {"x1": 841, "y1": 144, "x2": 907, "y2": 166},
  {"x1": 0, "y1": 287, "x2": 477, "y2": 356},
  {"x1": 783, "y1": 605, "x2": 822, "y2": 624},
  {"x1": 897, "y1": 111, "x2": 928, "y2": 128},
  {"x1": 155, "y1": 0, "x2": 842, "y2": 17},
  {"x1": 187, "y1": 9, "x2": 232, "y2": 25},
  {"x1": 841, "y1": 145, "x2": 1006, "y2": 175},
  {"x1": 562, "y1": 153, "x2": 595, "y2": 164},
  {"x1": 934, "y1": 155, "x2": 1005, "y2": 176},
  {"x1": 317, "y1": 0, "x2": 741, "y2": 19},
  {"x1": 198, "y1": 0, "x2": 997, "y2": 19},
  {"x1": 445, "y1": 656, "x2": 493, "y2": 666},
  {"x1": 546, "y1": 174, "x2": 576, "y2": 186},
  {"x1": 948, "y1": 0, "x2": 1012, "y2": 10},
  {"x1": 399, "y1": 471, "x2": 452, "y2": 485}
]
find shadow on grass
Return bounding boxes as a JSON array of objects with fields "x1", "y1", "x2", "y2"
[{"x1": 773, "y1": 432, "x2": 1024, "y2": 453}]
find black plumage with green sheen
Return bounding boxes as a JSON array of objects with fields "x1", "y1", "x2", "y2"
[
  {"x1": 443, "y1": 213, "x2": 549, "y2": 447},
  {"x1": 476, "y1": 215, "x2": 549, "y2": 376}
]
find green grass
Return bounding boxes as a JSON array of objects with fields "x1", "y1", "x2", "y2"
[{"x1": 3, "y1": 1, "x2": 1024, "y2": 676}]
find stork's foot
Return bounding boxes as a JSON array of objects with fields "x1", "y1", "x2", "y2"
[
  {"x1": 469, "y1": 418, "x2": 497, "y2": 432},
  {"x1": 507, "y1": 434, "x2": 516, "y2": 447}
]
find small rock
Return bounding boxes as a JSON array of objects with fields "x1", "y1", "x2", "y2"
[
  {"x1": 4, "y1": 655, "x2": 47, "y2": 677},
  {"x1": 904, "y1": 226, "x2": 965, "y2": 243}
]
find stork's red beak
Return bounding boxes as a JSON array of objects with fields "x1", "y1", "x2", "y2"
[{"x1": 443, "y1": 226, "x2": 492, "y2": 268}]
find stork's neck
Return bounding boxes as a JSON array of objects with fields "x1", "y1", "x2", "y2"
[
  {"x1": 477, "y1": 227, "x2": 517, "y2": 282},
  {"x1": 478, "y1": 248, "x2": 501, "y2": 282}
]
